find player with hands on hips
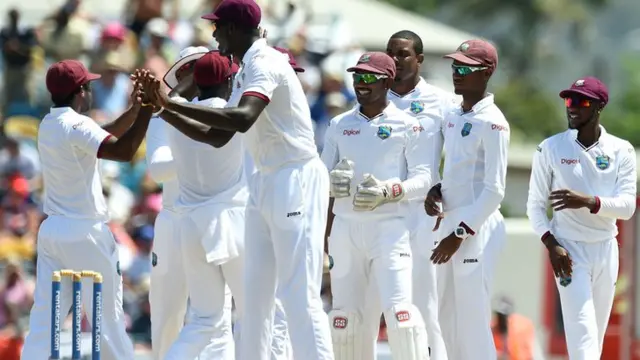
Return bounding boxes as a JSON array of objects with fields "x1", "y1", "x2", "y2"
[
  {"x1": 424, "y1": 40, "x2": 509, "y2": 360},
  {"x1": 321, "y1": 52, "x2": 432, "y2": 360},
  {"x1": 526, "y1": 76, "x2": 636, "y2": 359}
]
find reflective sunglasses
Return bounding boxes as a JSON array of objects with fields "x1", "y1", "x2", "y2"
[
  {"x1": 452, "y1": 64, "x2": 488, "y2": 76},
  {"x1": 353, "y1": 73, "x2": 388, "y2": 84},
  {"x1": 564, "y1": 97, "x2": 593, "y2": 108}
]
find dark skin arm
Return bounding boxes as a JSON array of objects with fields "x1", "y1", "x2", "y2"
[
  {"x1": 148, "y1": 80, "x2": 267, "y2": 133},
  {"x1": 323, "y1": 197, "x2": 335, "y2": 273},
  {"x1": 159, "y1": 109, "x2": 235, "y2": 148},
  {"x1": 97, "y1": 71, "x2": 154, "y2": 162}
]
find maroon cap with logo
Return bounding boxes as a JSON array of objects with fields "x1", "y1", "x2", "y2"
[
  {"x1": 201, "y1": 0, "x2": 261, "y2": 29},
  {"x1": 46, "y1": 60, "x2": 100, "y2": 98},
  {"x1": 559, "y1": 76, "x2": 609, "y2": 105},
  {"x1": 274, "y1": 46, "x2": 305, "y2": 73},
  {"x1": 193, "y1": 51, "x2": 239, "y2": 87},
  {"x1": 347, "y1": 52, "x2": 396, "y2": 79},
  {"x1": 444, "y1": 39, "x2": 498, "y2": 70}
]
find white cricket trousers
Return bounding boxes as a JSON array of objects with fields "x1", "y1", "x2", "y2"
[
  {"x1": 411, "y1": 214, "x2": 447, "y2": 360},
  {"x1": 163, "y1": 203, "x2": 244, "y2": 360},
  {"x1": 240, "y1": 157, "x2": 334, "y2": 360},
  {"x1": 555, "y1": 238, "x2": 618, "y2": 360},
  {"x1": 22, "y1": 216, "x2": 134, "y2": 360},
  {"x1": 329, "y1": 216, "x2": 414, "y2": 358},
  {"x1": 149, "y1": 208, "x2": 233, "y2": 360},
  {"x1": 437, "y1": 210, "x2": 505, "y2": 360}
]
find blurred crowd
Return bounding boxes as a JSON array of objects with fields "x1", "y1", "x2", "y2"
[{"x1": 0, "y1": 0, "x2": 366, "y2": 356}]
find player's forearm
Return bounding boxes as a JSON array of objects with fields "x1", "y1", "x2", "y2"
[
  {"x1": 160, "y1": 110, "x2": 235, "y2": 148},
  {"x1": 457, "y1": 187, "x2": 504, "y2": 233},
  {"x1": 101, "y1": 104, "x2": 141, "y2": 138},
  {"x1": 165, "y1": 100, "x2": 253, "y2": 133},
  {"x1": 324, "y1": 197, "x2": 335, "y2": 253},
  {"x1": 591, "y1": 194, "x2": 636, "y2": 220},
  {"x1": 103, "y1": 107, "x2": 153, "y2": 162},
  {"x1": 526, "y1": 200, "x2": 552, "y2": 239},
  {"x1": 401, "y1": 172, "x2": 431, "y2": 201}
]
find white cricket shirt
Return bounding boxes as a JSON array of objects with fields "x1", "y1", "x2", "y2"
[
  {"x1": 168, "y1": 97, "x2": 246, "y2": 210},
  {"x1": 389, "y1": 78, "x2": 457, "y2": 228},
  {"x1": 440, "y1": 94, "x2": 510, "y2": 233},
  {"x1": 321, "y1": 102, "x2": 432, "y2": 220},
  {"x1": 229, "y1": 38, "x2": 318, "y2": 173},
  {"x1": 146, "y1": 116, "x2": 179, "y2": 212},
  {"x1": 38, "y1": 107, "x2": 111, "y2": 220},
  {"x1": 526, "y1": 127, "x2": 637, "y2": 242}
]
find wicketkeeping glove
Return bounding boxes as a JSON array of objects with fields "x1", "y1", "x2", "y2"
[
  {"x1": 329, "y1": 158, "x2": 355, "y2": 198},
  {"x1": 353, "y1": 174, "x2": 404, "y2": 211}
]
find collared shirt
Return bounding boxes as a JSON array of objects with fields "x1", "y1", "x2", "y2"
[
  {"x1": 321, "y1": 102, "x2": 431, "y2": 220},
  {"x1": 228, "y1": 38, "x2": 318, "y2": 173},
  {"x1": 526, "y1": 127, "x2": 636, "y2": 242},
  {"x1": 389, "y1": 78, "x2": 456, "y2": 228},
  {"x1": 38, "y1": 107, "x2": 111, "y2": 220},
  {"x1": 441, "y1": 94, "x2": 510, "y2": 233},
  {"x1": 169, "y1": 97, "x2": 247, "y2": 210}
]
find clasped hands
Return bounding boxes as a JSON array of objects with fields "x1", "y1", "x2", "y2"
[
  {"x1": 129, "y1": 69, "x2": 171, "y2": 110},
  {"x1": 329, "y1": 158, "x2": 404, "y2": 211}
]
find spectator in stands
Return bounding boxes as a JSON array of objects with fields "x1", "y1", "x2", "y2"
[
  {"x1": 0, "y1": 137, "x2": 38, "y2": 181},
  {"x1": 124, "y1": 0, "x2": 179, "y2": 39},
  {"x1": 38, "y1": 0, "x2": 92, "y2": 61},
  {"x1": 124, "y1": 224, "x2": 154, "y2": 286},
  {"x1": 139, "y1": 18, "x2": 172, "y2": 82},
  {"x1": 0, "y1": 257, "x2": 33, "y2": 330},
  {"x1": 91, "y1": 52, "x2": 133, "y2": 122},
  {"x1": 0, "y1": 176, "x2": 39, "y2": 261},
  {"x1": 492, "y1": 296, "x2": 537, "y2": 359},
  {"x1": 0, "y1": 8, "x2": 37, "y2": 116},
  {"x1": 90, "y1": 22, "x2": 136, "y2": 74}
]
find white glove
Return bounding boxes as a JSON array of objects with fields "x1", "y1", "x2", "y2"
[
  {"x1": 329, "y1": 158, "x2": 355, "y2": 198},
  {"x1": 353, "y1": 174, "x2": 404, "y2": 211}
]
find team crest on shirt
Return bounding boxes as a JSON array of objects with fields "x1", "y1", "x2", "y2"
[
  {"x1": 377, "y1": 125, "x2": 392, "y2": 139},
  {"x1": 596, "y1": 155, "x2": 610, "y2": 170},
  {"x1": 461, "y1": 122, "x2": 473, "y2": 137},
  {"x1": 410, "y1": 101, "x2": 425, "y2": 114}
]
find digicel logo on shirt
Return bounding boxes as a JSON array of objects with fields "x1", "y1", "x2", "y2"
[
  {"x1": 491, "y1": 124, "x2": 508, "y2": 131},
  {"x1": 561, "y1": 159, "x2": 580, "y2": 165},
  {"x1": 343, "y1": 129, "x2": 360, "y2": 136}
]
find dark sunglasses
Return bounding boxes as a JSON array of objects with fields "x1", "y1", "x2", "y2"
[
  {"x1": 564, "y1": 97, "x2": 594, "y2": 108},
  {"x1": 452, "y1": 64, "x2": 488, "y2": 76},
  {"x1": 352, "y1": 73, "x2": 388, "y2": 84}
]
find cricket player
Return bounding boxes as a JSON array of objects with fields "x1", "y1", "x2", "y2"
[
  {"x1": 22, "y1": 60, "x2": 153, "y2": 359},
  {"x1": 146, "y1": 45, "x2": 229, "y2": 360},
  {"x1": 526, "y1": 77, "x2": 636, "y2": 359},
  {"x1": 145, "y1": 51, "x2": 245, "y2": 359},
  {"x1": 386, "y1": 30, "x2": 454, "y2": 360},
  {"x1": 144, "y1": 1, "x2": 335, "y2": 358},
  {"x1": 322, "y1": 51, "x2": 432, "y2": 360},
  {"x1": 423, "y1": 40, "x2": 509, "y2": 360}
]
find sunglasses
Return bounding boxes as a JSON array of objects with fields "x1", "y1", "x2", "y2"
[
  {"x1": 564, "y1": 97, "x2": 593, "y2": 108},
  {"x1": 452, "y1": 64, "x2": 488, "y2": 76},
  {"x1": 353, "y1": 73, "x2": 388, "y2": 84}
]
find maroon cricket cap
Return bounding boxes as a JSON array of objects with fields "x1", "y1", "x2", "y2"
[
  {"x1": 274, "y1": 46, "x2": 305, "y2": 73},
  {"x1": 559, "y1": 77, "x2": 609, "y2": 105},
  {"x1": 347, "y1": 52, "x2": 396, "y2": 78},
  {"x1": 201, "y1": 0, "x2": 261, "y2": 29},
  {"x1": 46, "y1": 60, "x2": 100, "y2": 98},
  {"x1": 444, "y1": 39, "x2": 498, "y2": 70},
  {"x1": 193, "y1": 51, "x2": 239, "y2": 87}
]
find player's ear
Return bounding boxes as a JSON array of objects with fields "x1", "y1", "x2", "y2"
[
  {"x1": 384, "y1": 77, "x2": 393, "y2": 89},
  {"x1": 416, "y1": 53, "x2": 424, "y2": 65}
]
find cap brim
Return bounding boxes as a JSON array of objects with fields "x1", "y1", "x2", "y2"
[
  {"x1": 163, "y1": 52, "x2": 208, "y2": 89},
  {"x1": 346, "y1": 64, "x2": 386, "y2": 75},
  {"x1": 201, "y1": 13, "x2": 220, "y2": 21},
  {"x1": 443, "y1": 52, "x2": 483, "y2": 66},
  {"x1": 559, "y1": 88, "x2": 600, "y2": 100},
  {"x1": 86, "y1": 73, "x2": 101, "y2": 82}
]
